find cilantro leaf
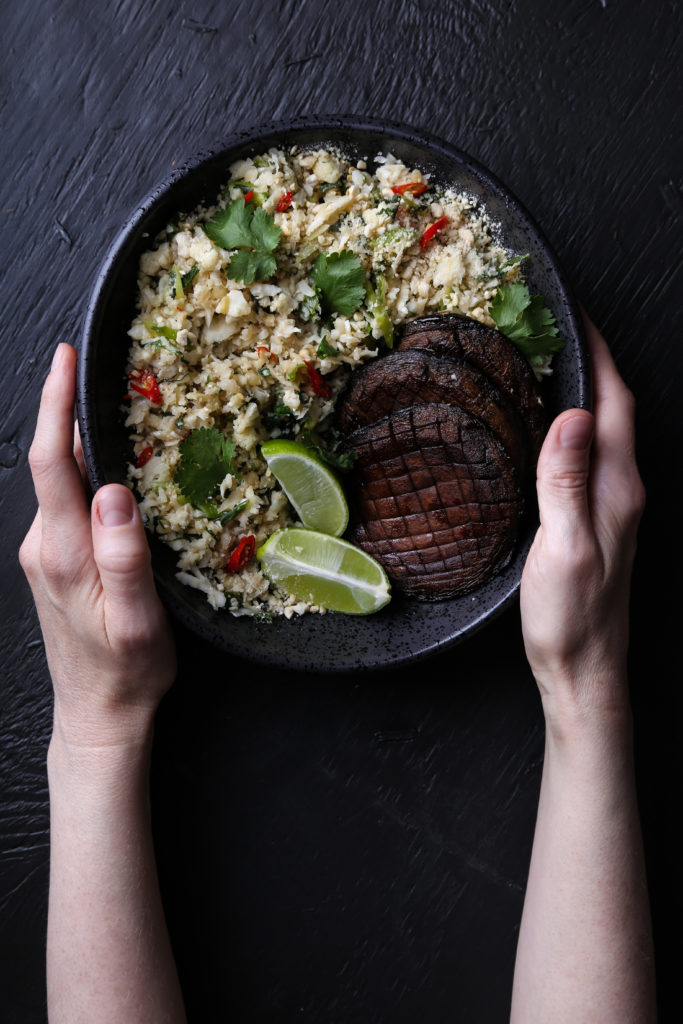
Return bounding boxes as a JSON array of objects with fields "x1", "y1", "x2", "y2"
[
  {"x1": 175, "y1": 428, "x2": 239, "y2": 506},
  {"x1": 488, "y1": 283, "x2": 529, "y2": 330},
  {"x1": 316, "y1": 335, "x2": 339, "y2": 358},
  {"x1": 297, "y1": 291, "x2": 321, "y2": 323},
  {"x1": 203, "y1": 198, "x2": 281, "y2": 285},
  {"x1": 311, "y1": 251, "x2": 366, "y2": 318},
  {"x1": 226, "y1": 246, "x2": 277, "y2": 285},
  {"x1": 489, "y1": 283, "x2": 564, "y2": 365},
  {"x1": 248, "y1": 206, "x2": 282, "y2": 253}
]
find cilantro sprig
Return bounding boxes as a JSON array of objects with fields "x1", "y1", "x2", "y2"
[
  {"x1": 203, "y1": 197, "x2": 281, "y2": 285},
  {"x1": 489, "y1": 283, "x2": 564, "y2": 367},
  {"x1": 175, "y1": 428, "x2": 240, "y2": 506},
  {"x1": 311, "y1": 250, "x2": 366, "y2": 318}
]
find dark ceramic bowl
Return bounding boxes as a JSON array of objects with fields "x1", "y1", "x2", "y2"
[{"x1": 78, "y1": 116, "x2": 590, "y2": 672}]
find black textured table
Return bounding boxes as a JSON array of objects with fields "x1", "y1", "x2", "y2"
[{"x1": 1, "y1": 2, "x2": 681, "y2": 1021}]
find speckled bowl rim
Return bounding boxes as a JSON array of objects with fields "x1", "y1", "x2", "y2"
[{"x1": 78, "y1": 115, "x2": 590, "y2": 673}]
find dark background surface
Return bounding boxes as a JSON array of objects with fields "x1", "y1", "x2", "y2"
[{"x1": 1, "y1": 1, "x2": 681, "y2": 1021}]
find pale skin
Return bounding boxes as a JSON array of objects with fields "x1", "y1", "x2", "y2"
[
  {"x1": 511, "y1": 318, "x2": 655, "y2": 1023},
  {"x1": 19, "y1": 320, "x2": 655, "y2": 1022}
]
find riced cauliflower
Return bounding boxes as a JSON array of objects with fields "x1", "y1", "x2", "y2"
[{"x1": 125, "y1": 146, "x2": 521, "y2": 617}]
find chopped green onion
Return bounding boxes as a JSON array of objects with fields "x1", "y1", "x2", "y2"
[
  {"x1": 168, "y1": 266, "x2": 184, "y2": 301},
  {"x1": 181, "y1": 262, "x2": 199, "y2": 290}
]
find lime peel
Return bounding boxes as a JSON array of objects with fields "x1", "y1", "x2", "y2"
[
  {"x1": 257, "y1": 528, "x2": 391, "y2": 615},
  {"x1": 261, "y1": 439, "x2": 349, "y2": 537}
]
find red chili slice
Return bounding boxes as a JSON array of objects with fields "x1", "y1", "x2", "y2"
[
  {"x1": 129, "y1": 370, "x2": 162, "y2": 405},
  {"x1": 244, "y1": 189, "x2": 254, "y2": 203},
  {"x1": 276, "y1": 191, "x2": 294, "y2": 212},
  {"x1": 227, "y1": 535, "x2": 256, "y2": 572},
  {"x1": 304, "y1": 360, "x2": 332, "y2": 399},
  {"x1": 257, "y1": 346, "x2": 278, "y2": 363},
  {"x1": 391, "y1": 182, "x2": 428, "y2": 196},
  {"x1": 420, "y1": 215, "x2": 450, "y2": 249},
  {"x1": 136, "y1": 445, "x2": 154, "y2": 468}
]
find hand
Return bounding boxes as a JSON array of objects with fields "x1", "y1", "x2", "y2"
[
  {"x1": 19, "y1": 343, "x2": 176, "y2": 748},
  {"x1": 520, "y1": 314, "x2": 645, "y2": 726}
]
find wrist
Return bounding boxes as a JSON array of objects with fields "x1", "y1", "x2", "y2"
[
  {"x1": 51, "y1": 690, "x2": 158, "y2": 747},
  {"x1": 47, "y1": 724, "x2": 154, "y2": 812},
  {"x1": 49, "y1": 698, "x2": 156, "y2": 778},
  {"x1": 540, "y1": 687, "x2": 633, "y2": 749}
]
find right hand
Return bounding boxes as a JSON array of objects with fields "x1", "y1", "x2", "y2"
[
  {"x1": 19, "y1": 343, "x2": 176, "y2": 748},
  {"x1": 520, "y1": 315, "x2": 646, "y2": 726}
]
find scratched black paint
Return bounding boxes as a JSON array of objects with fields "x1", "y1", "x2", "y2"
[{"x1": 1, "y1": 1, "x2": 681, "y2": 1021}]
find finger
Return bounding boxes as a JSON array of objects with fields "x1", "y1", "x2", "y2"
[
  {"x1": 582, "y1": 311, "x2": 637, "y2": 467},
  {"x1": 91, "y1": 485, "x2": 161, "y2": 631},
  {"x1": 581, "y1": 310, "x2": 626, "y2": 405},
  {"x1": 73, "y1": 421, "x2": 89, "y2": 487},
  {"x1": 29, "y1": 344, "x2": 90, "y2": 535},
  {"x1": 581, "y1": 312, "x2": 644, "y2": 529},
  {"x1": 535, "y1": 409, "x2": 595, "y2": 545}
]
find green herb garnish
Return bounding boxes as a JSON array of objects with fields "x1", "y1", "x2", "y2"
[
  {"x1": 366, "y1": 275, "x2": 394, "y2": 348},
  {"x1": 198, "y1": 497, "x2": 249, "y2": 523},
  {"x1": 297, "y1": 292, "x2": 321, "y2": 323},
  {"x1": 316, "y1": 335, "x2": 339, "y2": 358},
  {"x1": 368, "y1": 226, "x2": 418, "y2": 250},
  {"x1": 498, "y1": 253, "x2": 530, "y2": 274},
  {"x1": 175, "y1": 428, "x2": 239, "y2": 506},
  {"x1": 262, "y1": 401, "x2": 297, "y2": 433},
  {"x1": 203, "y1": 197, "x2": 281, "y2": 285},
  {"x1": 168, "y1": 266, "x2": 184, "y2": 301},
  {"x1": 299, "y1": 426, "x2": 358, "y2": 473},
  {"x1": 311, "y1": 250, "x2": 366, "y2": 318},
  {"x1": 181, "y1": 262, "x2": 199, "y2": 290},
  {"x1": 144, "y1": 321, "x2": 178, "y2": 342},
  {"x1": 489, "y1": 283, "x2": 564, "y2": 366}
]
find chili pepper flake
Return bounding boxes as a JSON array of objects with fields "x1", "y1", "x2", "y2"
[
  {"x1": 136, "y1": 445, "x2": 154, "y2": 468},
  {"x1": 391, "y1": 182, "x2": 428, "y2": 196},
  {"x1": 304, "y1": 360, "x2": 332, "y2": 399},
  {"x1": 420, "y1": 215, "x2": 449, "y2": 249},
  {"x1": 227, "y1": 535, "x2": 256, "y2": 572},
  {"x1": 257, "y1": 346, "x2": 278, "y2": 363},
  {"x1": 276, "y1": 191, "x2": 294, "y2": 213},
  {"x1": 128, "y1": 369, "x2": 162, "y2": 405}
]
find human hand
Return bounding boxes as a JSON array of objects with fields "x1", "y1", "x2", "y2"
[
  {"x1": 520, "y1": 315, "x2": 645, "y2": 728},
  {"x1": 19, "y1": 343, "x2": 176, "y2": 749}
]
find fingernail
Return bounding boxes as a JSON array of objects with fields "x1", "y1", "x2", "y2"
[
  {"x1": 98, "y1": 487, "x2": 135, "y2": 528},
  {"x1": 51, "y1": 344, "x2": 65, "y2": 371},
  {"x1": 559, "y1": 415, "x2": 593, "y2": 451}
]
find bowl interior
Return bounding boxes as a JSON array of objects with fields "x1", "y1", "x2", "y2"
[{"x1": 78, "y1": 117, "x2": 590, "y2": 672}]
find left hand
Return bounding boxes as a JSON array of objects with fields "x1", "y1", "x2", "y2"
[{"x1": 19, "y1": 343, "x2": 176, "y2": 748}]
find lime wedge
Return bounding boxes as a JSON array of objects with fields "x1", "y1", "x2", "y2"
[
  {"x1": 261, "y1": 440, "x2": 349, "y2": 537},
  {"x1": 257, "y1": 528, "x2": 391, "y2": 615}
]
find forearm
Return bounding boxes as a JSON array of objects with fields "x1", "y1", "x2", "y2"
[
  {"x1": 510, "y1": 697, "x2": 655, "y2": 1023},
  {"x1": 46, "y1": 715, "x2": 186, "y2": 1024}
]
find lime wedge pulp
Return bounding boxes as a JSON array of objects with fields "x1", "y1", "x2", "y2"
[
  {"x1": 261, "y1": 440, "x2": 349, "y2": 536},
  {"x1": 257, "y1": 528, "x2": 391, "y2": 615}
]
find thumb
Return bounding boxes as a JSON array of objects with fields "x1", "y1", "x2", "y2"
[
  {"x1": 535, "y1": 410, "x2": 594, "y2": 543},
  {"x1": 91, "y1": 484, "x2": 159, "y2": 615}
]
